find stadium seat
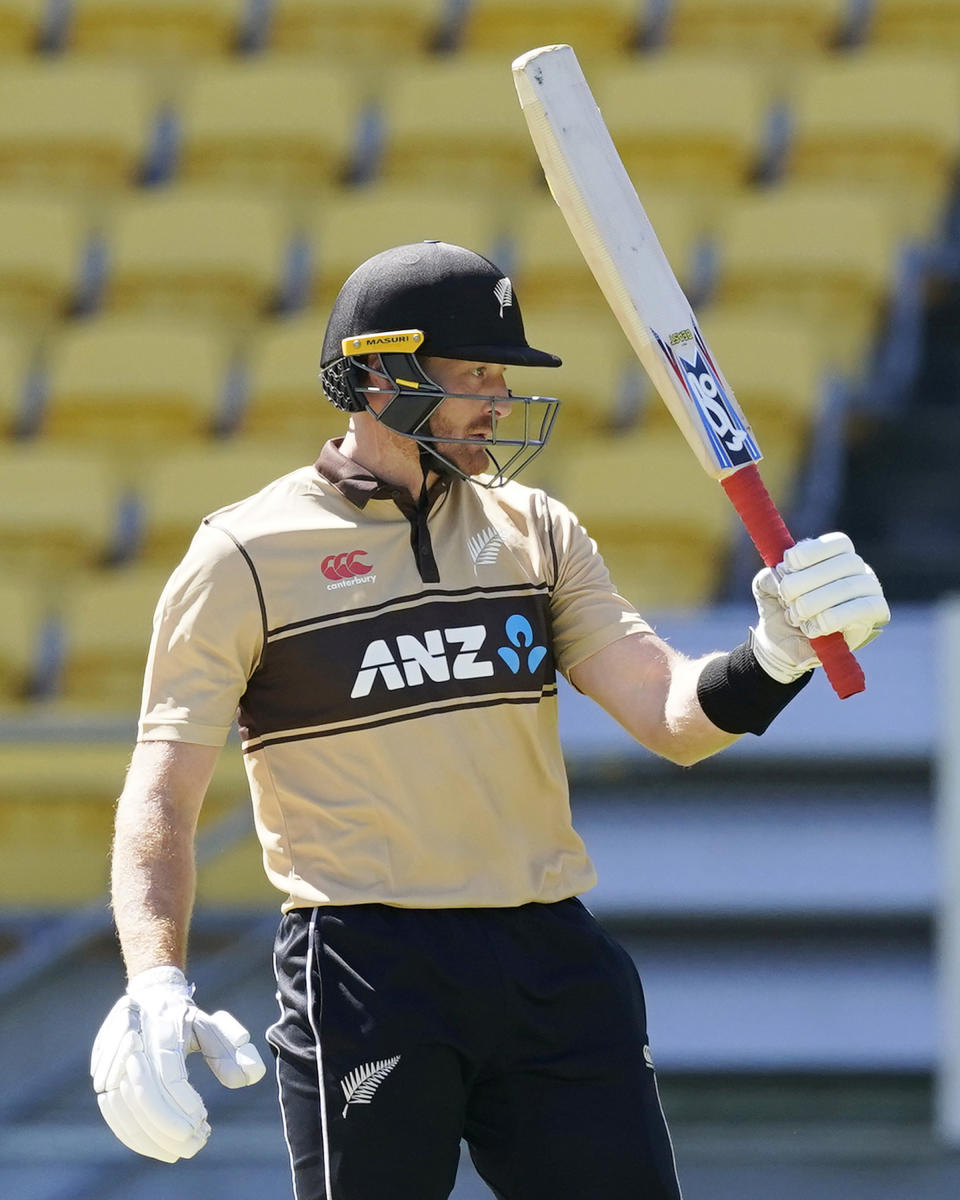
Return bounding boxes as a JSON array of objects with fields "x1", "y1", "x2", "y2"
[
  {"x1": 0, "y1": 445, "x2": 120, "y2": 572},
  {"x1": 0, "y1": 0, "x2": 46, "y2": 54},
  {"x1": 43, "y1": 315, "x2": 233, "y2": 447},
  {"x1": 0, "y1": 61, "x2": 155, "y2": 191},
  {"x1": 0, "y1": 193, "x2": 91, "y2": 325},
  {"x1": 869, "y1": 0, "x2": 960, "y2": 51},
  {"x1": 139, "y1": 441, "x2": 312, "y2": 564},
  {"x1": 177, "y1": 60, "x2": 368, "y2": 196},
  {"x1": 267, "y1": 0, "x2": 453, "y2": 57},
  {"x1": 242, "y1": 315, "x2": 360, "y2": 443},
  {"x1": 711, "y1": 185, "x2": 904, "y2": 371},
  {"x1": 509, "y1": 185, "x2": 710, "y2": 314},
  {"x1": 661, "y1": 0, "x2": 850, "y2": 54},
  {"x1": 0, "y1": 575, "x2": 44, "y2": 704},
  {"x1": 595, "y1": 55, "x2": 773, "y2": 190},
  {"x1": 0, "y1": 740, "x2": 252, "y2": 905},
  {"x1": 786, "y1": 53, "x2": 960, "y2": 229},
  {"x1": 306, "y1": 184, "x2": 501, "y2": 311},
  {"x1": 67, "y1": 0, "x2": 247, "y2": 58},
  {"x1": 550, "y1": 429, "x2": 736, "y2": 610},
  {"x1": 505, "y1": 308, "x2": 639, "y2": 437},
  {"x1": 57, "y1": 564, "x2": 176, "y2": 710},
  {"x1": 103, "y1": 188, "x2": 293, "y2": 325},
  {"x1": 378, "y1": 56, "x2": 542, "y2": 190},
  {"x1": 0, "y1": 324, "x2": 33, "y2": 435},
  {"x1": 461, "y1": 0, "x2": 640, "y2": 57}
]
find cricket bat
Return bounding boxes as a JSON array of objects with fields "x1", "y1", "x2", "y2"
[{"x1": 512, "y1": 43, "x2": 864, "y2": 699}]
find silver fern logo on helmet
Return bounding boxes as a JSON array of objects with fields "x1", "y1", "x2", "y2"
[{"x1": 494, "y1": 277, "x2": 513, "y2": 318}]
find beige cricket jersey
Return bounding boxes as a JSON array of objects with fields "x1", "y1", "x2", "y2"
[{"x1": 139, "y1": 439, "x2": 651, "y2": 910}]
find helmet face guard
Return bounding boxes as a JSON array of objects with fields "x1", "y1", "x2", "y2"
[{"x1": 320, "y1": 330, "x2": 560, "y2": 487}]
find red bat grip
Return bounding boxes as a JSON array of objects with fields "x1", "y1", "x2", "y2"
[{"x1": 720, "y1": 465, "x2": 865, "y2": 700}]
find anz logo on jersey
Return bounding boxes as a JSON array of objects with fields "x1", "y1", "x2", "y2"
[
  {"x1": 351, "y1": 613, "x2": 548, "y2": 699},
  {"x1": 239, "y1": 590, "x2": 555, "y2": 746}
]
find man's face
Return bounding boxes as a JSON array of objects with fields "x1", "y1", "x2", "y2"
[{"x1": 420, "y1": 357, "x2": 513, "y2": 478}]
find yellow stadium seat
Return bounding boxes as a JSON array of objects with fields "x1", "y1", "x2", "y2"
[
  {"x1": 870, "y1": 1, "x2": 960, "y2": 51},
  {"x1": 242, "y1": 315, "x2": 360, "y2": 443},
  {"x1": 0, "y1": 741, "x2": 252, "y2": 906},
  {"x1": 662, "y1": 0, "x2": 849, "y2": 54},
  {"x1": 139, "y1": 441, "x2": 311, "y2": 563},
  {"x1": 268, "y1": 0, "x2": 452, "y2": 57},
  {"x1": 0, "y1": 193, "x2": 90, "y2": 324},
  {"x1": 306, "y1": 185, "x2": 501, "y2": 311},
  {"x1": 68, "y1": 0, "x2": 247, "y2": 58},
  {"x1": 0, "y1": 575, "x2": 43, "y2": 703},
  {"x1": 461, "y1": 0, "x2": 640, "y2": 57},
  {"x1": 178, "y1": 60, "x2": 367, "y2": 196},
  {"x1": 0, "y1": 445, "x2": 119, "y2": 573},
  {"x1": 103, "y1": 188, "x2": 292, "y2": 325},
  {"x1": 550, "y1": 429, "x2": 736, "y2": 609},
  {"x1": 58, "y1": 564, "x2": 173, "y2": 709},
  {"x1": 379, "y1": 56, "x2": 542, "y2": 190},
  {"x1": 712, "y1": 185, "x2": 904, "y2": 371},
  {"x1": 787, "y1": 53, "x2": 960, "y2": 227},
  {"x1": 506, "y1": 308, "x2": 639, "y2": 438},
  {"x1": 0, "y1": 0, "x2": 46, "y2": 55},
  {"x1": 0, "y1": 61, "x2": 154, "y2": 191},
  {"x1": 509, "y1": 185, "x2": 709, "y2": 314},
  {"x1": 0, "y1": 324, "x2": 33, "y2": 435},
  {"x1": 43, "y1": 316, "x2": 232, "y2": 448},
  {"x1": 595, "y1": 55, "x2": 772, "y2": 190}
]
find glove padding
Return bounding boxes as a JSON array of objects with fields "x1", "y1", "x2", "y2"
[
  {"x1": 751, "y1": 532, "x2": 890, "y2": 684},
  {"x1": 91, "y1": 965, "x2": 266, "y2": 1163}
]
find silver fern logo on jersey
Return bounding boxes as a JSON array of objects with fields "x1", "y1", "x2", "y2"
[
  {"x1": 494, "y1": 277, "x2": 513, "y2": 318},
  {"x1": 467, "y1": 526, "x2": 505, "y2": 572},
  {"x1": 340, "y1": 1055, "x2": 401, "y2": 1118}
]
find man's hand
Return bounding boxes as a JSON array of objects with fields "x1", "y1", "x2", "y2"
[
  {"x1": 751, "y1": 532, "x2": 890, "y2": 685},
  {"x1": 91, "y1": 965, "x2": 266, "y2": 1163}
]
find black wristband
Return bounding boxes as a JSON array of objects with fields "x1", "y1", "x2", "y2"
[{"x1": 696, "y1": 640, "x2": 812, "y2": 736}]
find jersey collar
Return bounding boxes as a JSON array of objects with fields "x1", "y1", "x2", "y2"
[{"x1": 315, "y1": 438, "x2": 451, "y2": 511}]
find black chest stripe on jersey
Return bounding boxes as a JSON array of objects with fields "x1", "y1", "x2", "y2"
[{"x1": 238, "y1": 592, "x2": 555, "y2": 744}]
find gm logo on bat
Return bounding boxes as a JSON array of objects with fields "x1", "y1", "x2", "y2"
[{"x1": 655, "y1": 324, "x2": 761, "y2": 471}]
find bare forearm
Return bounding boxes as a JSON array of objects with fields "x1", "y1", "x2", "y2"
[
  {"x1": 570, "y1": 634, "x2": 741, "y2": 767},
  {"x1": 659, "y1": 650, "x2": 741, "y2": 765},
  {"x1": 111, "y1": 794, "x2": 197, "y2": 976},
  {"x1": 109, "y1": 741, "x2": 218, "y2": 979}
]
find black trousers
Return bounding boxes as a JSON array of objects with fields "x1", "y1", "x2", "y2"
[{"x1": 267, "y1": 899, "x2": 683, "y2": 1200}]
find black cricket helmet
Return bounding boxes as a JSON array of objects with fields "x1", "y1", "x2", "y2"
[{"x1": 319, "y1": 240, "x2": 562, "y2": 486}]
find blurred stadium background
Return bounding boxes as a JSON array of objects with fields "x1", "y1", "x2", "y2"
[{"x1": 1, "y1": 0, "x2": 960, "y2": 1196}]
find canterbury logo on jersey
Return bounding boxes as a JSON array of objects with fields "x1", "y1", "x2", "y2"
[
  {"x1": 319, "y1": 549, "x2": 372, "y2": 583},
  {"x1": 238, "y1": 588, "x2": 555, "y2": 749}
]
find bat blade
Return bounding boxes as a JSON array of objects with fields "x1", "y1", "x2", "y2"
[{"x1": 512, "y1": 44, "x2": 864, "y2": 698}]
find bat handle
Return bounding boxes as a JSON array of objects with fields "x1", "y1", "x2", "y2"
[{"x1": 721, "y1": 464, "x2": 865, "y2": 700}]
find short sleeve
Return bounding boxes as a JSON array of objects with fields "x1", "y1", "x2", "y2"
[
  {"x1": 138, "y1": 523, "x2": 266, "y2": 746},
  {"x1": 545, "y1": 495, "x2": 652, "y2": 677}
]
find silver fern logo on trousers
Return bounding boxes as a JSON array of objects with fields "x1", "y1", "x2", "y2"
[
  {"x1": 340, "y1": 1055, "x2": 401, "y2": 1117},
  {"x1": 467, "y1": 526, "x2": 505, "y2": 572},
  {"x1": 494, "y1": 277, "x2": 513, "y2": 318}
]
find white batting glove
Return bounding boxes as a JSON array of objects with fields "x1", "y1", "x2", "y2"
[
  {"x1": 751, "y1": 532, "x2": 890, "y2": 684},
  {"x1": 91, "y1": 965, "x2": 266, "y2": 1163}
]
